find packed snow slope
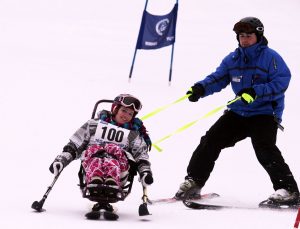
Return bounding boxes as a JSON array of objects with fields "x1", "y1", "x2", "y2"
[{"x1": 1, "y1": 0, "x2": 300, "y2": 228}]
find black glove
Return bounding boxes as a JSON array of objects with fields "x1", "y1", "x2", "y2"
[
  {"x1": 140, "y1": 172, "x2": 153, "y2": 187},
  {"x1": 49, "y1": 161, "x2": 64, "y2": 176},
  {"x1": 237, "y1": 87, "x2": 256, "y2": 104},
  {"x1": 187, "y1": 84, "x2": 205, "y2": 102},
  {"x1": 49, "y1": 152, "x2": 73, "y2": 176}
]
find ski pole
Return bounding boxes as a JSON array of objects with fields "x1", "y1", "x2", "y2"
[
  {"x1": 31, "y1": 170, "x2": 63, "y2": 212},
  {"x1": 138, "y1": 186, "x2": 151, "y2": 216}
]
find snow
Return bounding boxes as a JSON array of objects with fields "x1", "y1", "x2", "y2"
[{"x1": 1, "y1": 0, "x2": 300, "y2": 228}]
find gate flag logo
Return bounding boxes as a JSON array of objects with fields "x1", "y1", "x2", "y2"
[{"x1": 136, "y1": 3, "x2": 178, "y2": 50}]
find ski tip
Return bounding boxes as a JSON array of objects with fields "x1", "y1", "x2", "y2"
[
  {"x1": 103, "y1": 211, "x2": 119, "y2": 221},
  {"x1": 85, "y1": 211, "x2": 101, "y2": 220}
]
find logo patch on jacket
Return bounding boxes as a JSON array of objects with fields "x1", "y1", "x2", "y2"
[{"x1": 232, "y1": 75, "x2": 242, "y2": 82}]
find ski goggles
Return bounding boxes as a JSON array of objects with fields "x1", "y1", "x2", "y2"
[{"x1": 117, "y1": 95, "x2": 142, "y2": 112}]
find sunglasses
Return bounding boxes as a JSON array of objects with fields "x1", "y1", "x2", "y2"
[{"x1": 117, "y1": 96, "x2": 142, "y2": 112}]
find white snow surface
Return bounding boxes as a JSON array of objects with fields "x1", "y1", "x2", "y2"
[{"x1": 1, "y1": 0, "x2": 300, "y2": 228}]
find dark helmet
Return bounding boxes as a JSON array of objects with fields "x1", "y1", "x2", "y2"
[
  {"x1": 111, "y1": 94, "x2": 142, "y2": 116},
  {"x1": 233, "y1": 17, "x2": 264, "y2": 35}
]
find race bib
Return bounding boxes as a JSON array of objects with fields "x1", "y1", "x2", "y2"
[{"x1": 94, "y1": 120, "x2": 130, "y2": 147}]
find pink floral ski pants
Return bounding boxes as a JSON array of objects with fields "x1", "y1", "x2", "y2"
[{"x1": 81, "y1": 143, "x2": 129, "y2": 187}]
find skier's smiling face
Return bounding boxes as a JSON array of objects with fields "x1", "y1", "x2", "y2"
[
  {"x1": 114, "y1": 106, "x2": 135, "y2": 124},
  {"x1": 239, "y1": 32, "x2": 257, "y2": 47}
]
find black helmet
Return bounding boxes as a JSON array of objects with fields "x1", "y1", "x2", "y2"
[{"x1": 233, "y1": 17, "x2": 264, "y2": 36}]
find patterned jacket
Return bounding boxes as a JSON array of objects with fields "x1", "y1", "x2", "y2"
[{"x1": 60, "y1": 110, "x2": 152, "y2": 175}]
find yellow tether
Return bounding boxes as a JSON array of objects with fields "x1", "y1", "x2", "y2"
[
  {"x1": 140, "y1": 94, "x2": 190, "y2": 121},
  {"x1": 152, "y1": 97, "x2": 241, "y2": 152}
]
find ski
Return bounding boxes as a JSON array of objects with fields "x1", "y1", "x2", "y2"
[
  {"x1": 85, "y1": 210, "x2": 119, "y2": 220},
  {"x1": 183, "y1": 198, "x2": 300, "y2": 211},
  {"x1": 103, "y1": 211, "x2": 119, "y2": 220},
  {"x1": 85, "y1": 210, "x2": 101, "y2": 220},
  {"x1": 259, "y1": 199, "x2": 300, "y2": 211},
  {"x1": 149, "y1": 192, "x2": 220, "y2": 205},
  {"x1": 183, "y1": 199, "x2": 256, "y2": 210},
  {"x1": 85, "y1": 202, "x2": 119, "y2": 220}
]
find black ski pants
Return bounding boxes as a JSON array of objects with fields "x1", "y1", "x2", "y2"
[{"x1": 187, "y1": 110, "x2": 299, "y2": 193}]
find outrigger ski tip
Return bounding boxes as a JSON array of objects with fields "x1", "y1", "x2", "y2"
[
  {"x1": 31, "y1": 200, "x2": 45, "y2": 212},
  {"x1": 139, "y1": 203, "x2": 151, "y2": 216}
]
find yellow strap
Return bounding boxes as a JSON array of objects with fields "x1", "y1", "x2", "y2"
[
  {"x1": 141, "y1": 94, "x2": 190, "y2": 121},
  {"x1": 152, "y1": 97, "x2": 241, "y2": 152}
]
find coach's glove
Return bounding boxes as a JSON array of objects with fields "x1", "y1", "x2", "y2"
[
  {"x1": 237, "y1": 88, "x2": 256, "y2": 104},
  {"x1": 49, "y1": 152, "x2": 73, "y2": 176},
  {"x1": 187, "y1": 84, "x2": 205, "y2": 102},
  {"x1": 140, "y1": 172, "x2": 153, "y2": 187}
]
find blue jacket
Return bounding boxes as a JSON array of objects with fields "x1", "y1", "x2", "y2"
[{"x1": 195, "y1": 37, "x2": 291, "y2": 122}]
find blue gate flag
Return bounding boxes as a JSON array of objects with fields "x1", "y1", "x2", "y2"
[{"x1": 136, "y1": 3, "x2": 178, "y2": 50}]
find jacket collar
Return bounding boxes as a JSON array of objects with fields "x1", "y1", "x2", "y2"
[{"x1": 237, "y1": 36, "x2": 268, "y2": 61}]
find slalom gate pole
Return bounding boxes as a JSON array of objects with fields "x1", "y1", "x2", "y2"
[
  {"x1": 128, "y1": 0, "x2": 149, "y2": 82},
  {"x1": 294, "y1": 208, "x2": 300, "y2": 228}
]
